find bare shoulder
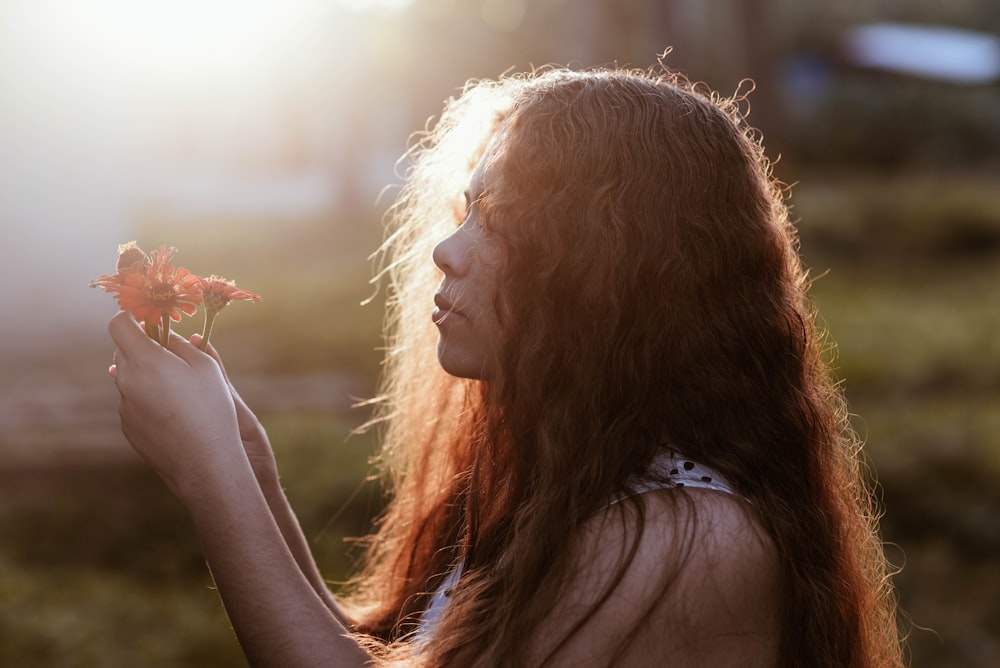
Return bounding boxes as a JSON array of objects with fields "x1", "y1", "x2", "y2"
[
  {"x1": 641, "y1": 489, "x2": 778, "y2": 602},
  {"x1": 531, "y1": 489, "x2": 781, "y2": 667}
]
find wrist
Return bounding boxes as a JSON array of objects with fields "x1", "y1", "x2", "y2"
[{"x1": 174, "y1": 443, "x2": 259, "y2": 511}]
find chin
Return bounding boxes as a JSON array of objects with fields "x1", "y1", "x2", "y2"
[
  {"x1": 437, "y1": 359, "x2": 486, "y2": 380},
  {"x1": 436, "y1": 347, "x2": 489, "y2": 381}
]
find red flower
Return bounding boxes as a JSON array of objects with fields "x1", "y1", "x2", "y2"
[
  {"x1": 93, "y1": 242, "x2": 259, "y2": 349},
  {"x1": 200, "y1": 275, "x2": 261, "y2": 315},
  {"x1": 90, "y1": 241, "x2": 150, "y2": 293},
  {"x1": 115, "y1": 240, "x2": 150, "y2": 275},
  {"x1": 92, "y1": 244, "x2": 203, "y2": 324},
  {"x1": 197, "y1": 276, "x2": 260, "y2": 351}
]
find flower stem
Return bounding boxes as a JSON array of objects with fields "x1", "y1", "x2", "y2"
[
  {"x1": 200, "y1": 311, "x2": 218, "y2": 351},
  {"x1": 160, "y1": 313, "x2": 171, "y2": 347},
  {"x1": 144, "y1": 318, "x2": 159, "y2": 342}
]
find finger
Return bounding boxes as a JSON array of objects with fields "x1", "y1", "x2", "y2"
[
  {"x1": 109, "y1": 347, "x2": 126, "y2": 386},
  {"x1": 192, "y1": 334, "x2": 220, "y2": 364},
  {"x1": 189, "y1": 335, "x2": 255, "y2": 417},
  {"x1": 165, "y1": 328, "x2": 209, "y2": 365},
  {"x1": 189, "y1": 337, "x2": 251, "y2": 414},
  {"x1": 184, "y1": 335, "x2": 258, "y2": 434},
  {"x1": 190, "y1": 334, "x2": 230, "y2": 379},
  {"x1": 108, "y1": 311, "x2": 159, "y2": 360}
]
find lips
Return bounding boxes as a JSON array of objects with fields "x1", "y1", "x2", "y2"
[
  {"x1": 433, "y1": 292, "x2": 463, "y2": 323},
  {"x1": 434, "y1": 293, "x2": 453, "y2": 311}
]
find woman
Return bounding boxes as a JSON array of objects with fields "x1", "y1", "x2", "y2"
[{"x1": 107, "y1": 65, "x2": 904, "y2": 666}]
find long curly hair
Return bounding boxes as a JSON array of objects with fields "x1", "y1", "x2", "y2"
[{"x1": 342, "y1": 65, "x2": 903, "y2": 667}]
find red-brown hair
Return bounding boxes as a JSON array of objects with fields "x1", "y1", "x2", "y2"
[{"x1": 343, "y1": 65, "x2": 903, "y2": 667}]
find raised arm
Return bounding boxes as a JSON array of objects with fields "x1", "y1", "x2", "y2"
[
  {"x1": 196, "y1": 334, "x2": 353, "y2": 628},
  {"x1": 108, "y1": 312, "x2": 371, "y2": 666}
]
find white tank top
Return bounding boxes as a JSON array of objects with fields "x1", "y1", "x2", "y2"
[{"x1": 416, "y1": 450, "x2": 736, "y2": 641}]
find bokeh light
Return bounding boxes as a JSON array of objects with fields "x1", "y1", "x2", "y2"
[{"x1": 21, "y1": 0, "x2": 323, "y2": 81}]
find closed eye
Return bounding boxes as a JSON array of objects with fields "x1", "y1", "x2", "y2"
[
  {"x1": 450, "y1": 189, "x2": 479, "y2": 227},
  {"x1": 450, "y1": 191, "x2": 469, "y2": 226}
]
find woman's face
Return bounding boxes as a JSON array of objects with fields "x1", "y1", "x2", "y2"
[{"x1": 431, "y1": 148, "x2": 504, "y2": 380}]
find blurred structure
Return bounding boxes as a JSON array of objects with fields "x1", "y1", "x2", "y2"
[{"x1": 841, "y1": 23, "x2": 1000, "y2": 84}]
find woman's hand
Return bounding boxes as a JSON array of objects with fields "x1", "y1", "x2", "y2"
[
  {"x1": 107, "y1": 312, "x2": 367, "y2": 665},
  {"x1": 108, "y1": 311, "x2": 247, "y2": 503},
  {"x1": 192, "y1": 334, "x2": 279, "y2": 486}
]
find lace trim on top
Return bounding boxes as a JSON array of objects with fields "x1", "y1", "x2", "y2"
[{"x1": 623, "y1": 448, "x2": 736, "y2": 498}]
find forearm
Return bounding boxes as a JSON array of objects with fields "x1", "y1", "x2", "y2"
[
  {"x1": 256, "y1": 469, "x2": 354, "y2": 628},
  {"x1": 107, "y1": 319, "x2": 366, "y2": 664},
  {"x1": 185, "y1": 460, "x2": 371, "y2": 667}
]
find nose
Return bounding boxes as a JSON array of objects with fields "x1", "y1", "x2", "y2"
[{"x1": 432, "y1": 226, "x2": 470, "y2": 277}]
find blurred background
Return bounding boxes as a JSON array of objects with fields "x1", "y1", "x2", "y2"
[{"x1": 1, "y1": 0, "x2": 998, "y2": 665}]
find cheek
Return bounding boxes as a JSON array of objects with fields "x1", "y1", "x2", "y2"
[{"x1": 468, "y1": 273, "x2": 502, "y2": 334}]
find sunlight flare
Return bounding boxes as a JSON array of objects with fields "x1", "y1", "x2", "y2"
[{"x1": 28, "y1": 0, "x2": 326, "y2": 80}]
